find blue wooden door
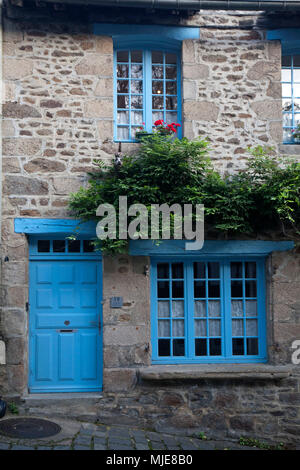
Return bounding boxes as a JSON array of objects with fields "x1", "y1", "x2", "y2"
[{"x1": 29, "y1": 258, "x2": 102, "y2": 392}]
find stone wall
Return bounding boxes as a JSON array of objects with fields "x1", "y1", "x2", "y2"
[
  {"x1": 1, "y1": 3, "x2": 300, "y2": 443},
  {"x1": 182, "y1": 36, "x2": 282, "y2": 171},
  {"x1": 95, "y1": 250, "x2": 300, "y2": 444}
]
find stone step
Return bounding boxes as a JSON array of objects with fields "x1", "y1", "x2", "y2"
[{"x1": 18, "y1": 393, "x2": 103, "y2": 422}]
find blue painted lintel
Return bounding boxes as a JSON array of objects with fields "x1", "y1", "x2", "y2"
[
  {"x1": 129, "y1": 239, "x2": 294, "y2": 256},
  {"x1": 93, "y1": 23, "x2": 200, "y2": 42},
  {"x1": 14, "y1": 218, "x2": 97, "y2": 237},
  {"x1": 267, "y1": 29, "x2": 300, "y2": 42},
  {"x1": 267, "y1": 29, "x2": 300, "y2": 55}
]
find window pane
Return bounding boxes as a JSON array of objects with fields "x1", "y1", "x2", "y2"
[
  {"x1": 232, "y1": 319, "x2": 243, "y2": 336},
  {"x1": 131, "y1": 80, "x2": 143, "y2": 93},
  {"x1": 282, "y1": 69, "x2": 291, "y2": 81},
  {"x1": 166, "y1": 96, "x2": 177, "y2": 110},
  {"x1": 231, "y1": 262, "x2": 242, "y2": 278},
  {"x1": 117, "y1": 111, "x2": 129, "y2": 124},
  {"x1": 245, "y1": 300, "x2": 257, "y2": 316},
  {"x1": 158, "y1": 339, "x2": 170, "y2": 356},
  {"x1": 165, "y1": 112, "x2": 178, "y2": 124},
  {"x1": 283, "y1": 99, "x2": 292, "y2": 112},
  {"x1": 173, "y1": 339, "x2": 185, "y2": 356},
  {"x1": 117, "y1": 50, "x2": 128, "y2": 62},
  {"x1": 207, "y1": 262, "x2": 219, "y2": 278},
  {"x1": 282, "y1": 55, "x2": 291, "y2": 67},
  {"x1": 208, "y1": 281, "x2": 220, "y2": 298},
  {"x1": 172, "y1": 263, "x2": 183, "y2": 279},
  {"x1": 117, "y1": 95, "x2": 129, "y2": 109},
  {"x1": 245, "y1": 262, "x2": 256, "y2": 278},
  {"x1": 294, "y1": 69, "x2": 300, "y2": 82},
  {"x1": 53, "y1": 240, "x2": 65, "y2": 252},
  {"x1": 131, "y1": 111, "x2": 143, "y2": 125},
  {"x1": 158, "y1": 281, "x2": 169, "y2": 298},
  {"x1": 83, "y1": 240, "x2": 95, "y2": 252},
  {"x1": 166, "y1": 81, "x2": 177, "y2": 95},
  {"x1": 38, "y1": 240, "x2": 50, "y2": 252},
  {"x1": 172, "y1": 300, "x2": 184, "y2": 317},
  {"x1": 117, "y1": 64, "x2": 128, "y2": 78},
  {"x1": 152, "y1": 111, "x2": 164, "y2": 123},
  {"x1": 194, "y1": 300, "x2": 206, "y2": 317},
  {"x1": 166, "y1": 66, "x2": 176, "y2": 79},
  {"x1": 283, "y1": 128, "x2": 293, "y2": 143},
  {"x1": 172, "y1": 281, "x2": 184, "y2": 298},
  {"x1": 152, "y1": 81, "x2": 164, "y2": 94},
  {"x1": 194, "y1": 319, "x2": 207, "y2": 336},
  {"x1": 231, "y1": 281, "x2": 243, "y2": 297},
  {"x1": 208, "y1": 300, "x2": 220, "y2": 317},
  {"x1": 158, "y1": 320, "x2": 170, "y2": 337},
  {"x1": 117, "y1": 127, "x2": 129, "y2": 140},
  {"x1": 152, "y1": 96, "x2": 164, "y2": 109},
  {"x1": 231, "y1": 300, "x2": 244, "y2": 317},
  {"x1": 117, "y1": 80, "x2": 129, "y2": 93},
  {"x1": 131, "y1": 96, "x2": 143, "y2": 109},
  {"x1": 294, "y1": 83, "x2": 300, "y2": 96},
  {"x1": 194, "y1": 281, "x2": 206, "y2": 298},
  {"x1": 194, "y1": 262, "x2": 205, "y2": 278},
  {"x1": 247, "y1": 338, "x2": 258, "y2": 355},
  {"x1": 282, "y1": 83, "x2": 292, "y2": 96},
  {"x1": 152, "y1": 65, "x2": 163, "y2": 79},
  {"x1": 293, "y1": 55, "x2": 300, "y2": 67},
  {"x1": 209, "y1": 338, "x2": 221, "y2": 356},
  {"x1": 172, "y1": 320, "x2": 184, "y2": 337},
  {"x1": 283, "y1": 113, "x2": 292, "y2": 126},
  {"x1": 209, "y1": 320, "x2": 221, "y2": 336},
  {"x1": 68, "y1": 240, "x2": 80, "y2": 253},
  {"x1": 158, "y1": 301, "x2": 170, "y2": 318},
  {"x1": 245, "y1": 281, "x2": 257, "y2": 297},
  {"x1": 295, "y1": 99, "x2": 300, "y2": 111},
  {"x1": 166, "y1": 53, "x2": 177, "y2": 64},
  {"x1": 195, "y1": 338, "x2": 207, "y2": 356},
  {"x1": 152, "y1": 51, "x2": 163, "y2": 63},
  {"x1": 157, "y1": 263, "x2": 169, "y2": 279},
  {"x1": 246, "y1": 319, "x2": 258, "y2": 336},
  {"x1": 131, "y1": 64, "x2": 143, "y2": 78},
  {"x1": 232, "y1": 338, "x2": 244, "y2": 355},
  {"x1": 131, "y1": 50, "x2": 142, "y2": 63}
]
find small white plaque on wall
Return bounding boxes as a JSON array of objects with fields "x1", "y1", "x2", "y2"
[{"x1": 0, "y1": 341, "x2": 6, "y2": 365}]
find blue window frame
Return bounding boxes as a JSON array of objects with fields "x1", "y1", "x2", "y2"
[
  {"x1": 151, "y1": 257, "x2": 267, "y2": 364},
  {"x1": 282, "y1": 54, "x2": 300, "y2": 143},
  {"x1": 114, "y1": 41, "x2": 182, "y2": 142}
]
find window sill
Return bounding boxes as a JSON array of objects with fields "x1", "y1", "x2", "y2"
[
  {"x1": 138, "y1": 364, "x2": 293, "y2": 382},
  {"x1": 279, "y1": 144, "x2": 300, "y2": 155}
]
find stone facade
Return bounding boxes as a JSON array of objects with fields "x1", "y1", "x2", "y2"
[{"x1": 1, "y1": 2, "x2": 300, "y2": 444}]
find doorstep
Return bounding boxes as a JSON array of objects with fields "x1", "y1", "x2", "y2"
[{"x1": 21, "y1": 393, "x2": 103, "y2": 401}]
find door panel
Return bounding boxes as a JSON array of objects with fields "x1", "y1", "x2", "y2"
[{"x1": 29, "y1": 260, "x2": 102, "y2": 392}]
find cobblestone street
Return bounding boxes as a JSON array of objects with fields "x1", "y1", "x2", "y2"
[{"x1": 0, "y1": 417, "x2": 286, "y2": 451}]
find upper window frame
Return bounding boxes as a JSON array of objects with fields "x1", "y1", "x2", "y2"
[
  {"x1": 282, "y1": 53, "x2": 300, "y2": 144},
  {"x1": 113, "y1": 36, "x2": 182, "y2": 143}
]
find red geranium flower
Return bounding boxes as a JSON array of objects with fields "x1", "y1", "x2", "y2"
[
  {"x1": 154, "y1": 119, "x2": 164, "y2": 126},
  {"x1": 167, "y1": 124, "x2": 176, "y2": 133}
]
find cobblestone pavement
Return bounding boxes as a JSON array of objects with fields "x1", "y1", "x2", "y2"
[{"x1": 0, "y1": 416, "x2": 274, "y2": 450}]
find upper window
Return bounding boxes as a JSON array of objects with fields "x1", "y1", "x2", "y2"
[
  {"x1": 282, "y1": 54, "x2": 300, "y2": 143},
  {"x1": 115, "y1": 47, "x2": 181, "y2": 142},
  {"x1": 151, "y1": 258, "x2": 267, "y2": 364}
]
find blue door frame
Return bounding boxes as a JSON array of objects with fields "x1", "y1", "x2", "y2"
[{"x1": 28, "y1": 235, "x2": 103, "y2": 393}]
